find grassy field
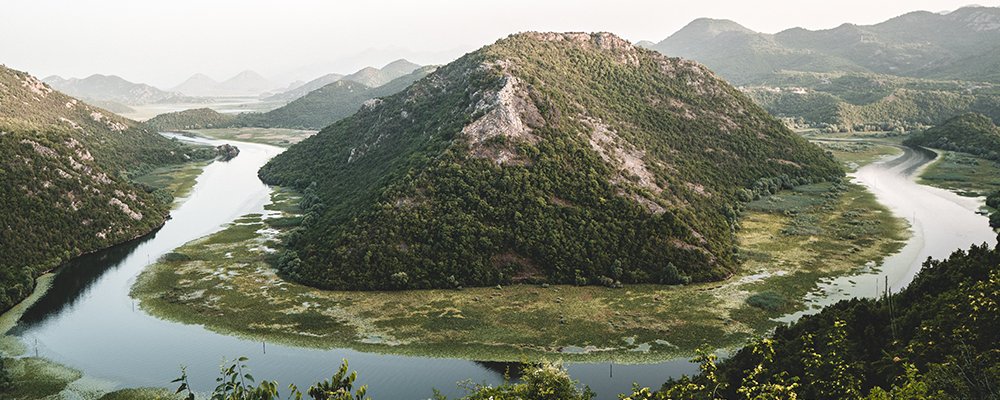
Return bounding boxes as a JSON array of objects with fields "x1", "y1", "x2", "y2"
[
  {"x1": 132, "y1": 173, "x2": 908, "y2": 362},
  {"x1": 918, "y1": 150, "x2": 1000, "y2": 197},
  {"x1": 185, "y1": 127, "x2": 317, "y2": 147},
  {"x1": 812, "y1": 140, "x2": 903, "y2": 172}
]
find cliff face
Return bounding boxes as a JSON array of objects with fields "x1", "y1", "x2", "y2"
[{"x1": 259, "y1": 32, "x2": 842, "y2": 291}]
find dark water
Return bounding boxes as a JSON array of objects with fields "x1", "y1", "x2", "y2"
[{"x1": 9, "y1": 134, "x2": 697, "y2": 399}]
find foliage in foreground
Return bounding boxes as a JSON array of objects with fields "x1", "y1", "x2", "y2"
[
  {"x1": 173, "y1": 357, "x2": 367, "y2": 400},
  {"x1": 625, "y1": 242, "x2": 1000, "y2": 399}
]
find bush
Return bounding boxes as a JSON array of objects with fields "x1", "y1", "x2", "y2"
[{"x1": 745, "y1": 291, "x2": 789, "y2": 311}]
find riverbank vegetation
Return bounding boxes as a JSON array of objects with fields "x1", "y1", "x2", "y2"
[
  {"x1": 624, "y1": 242, "x2": 1000, "y2": 399},
  {"x1": 183, "y1": 128, "x2": 317, "y2": 147},
  {"x1": 132, "y1": 162, "x2": 906, "y2": 361}
]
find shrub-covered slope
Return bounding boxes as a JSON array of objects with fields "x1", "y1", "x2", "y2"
[
  {"x1": 259, "y1": 32, "x2": 842, "y2": 291},
  {"x1": 0, "y1": 65, "x2": 208, "y2": 311},
  {"x1": 905, "y1": 113, "x2": 1000, "y2": 160}
]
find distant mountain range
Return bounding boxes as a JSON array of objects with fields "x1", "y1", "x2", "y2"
[
  {"x1": 649, "y1": 6, "x2": 1000, "y2": 84},
  {"x1": 171, "y1": 70, "x2": 283, "y2": 97},
  {"x1": 263, "y1": 59, "x2": 421, "y2": 103},
  {"x1": 242, "y1": 65, "x2": 435, "y2": 129},
  {"x1": 42, "y1": 74, "x2": 177, "y2": 105}
]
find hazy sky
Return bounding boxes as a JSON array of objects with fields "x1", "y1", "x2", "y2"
[{"x1": 2, "y1": 0, "x2": 994, "y2": 88}]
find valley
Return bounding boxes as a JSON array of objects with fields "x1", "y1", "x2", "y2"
[
  {"x1": 3, "y1": 3, "x2": 1000, "y2": 399},
  {"x1": 4, "y1": 128, "x2": 991, "y2": 399}
]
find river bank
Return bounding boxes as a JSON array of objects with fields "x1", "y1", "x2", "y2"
[{"x1": 130, "y1": 147, "x2": 907, "y2": 363}]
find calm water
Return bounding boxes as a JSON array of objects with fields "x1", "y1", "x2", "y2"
[
  {"x1": 9, "y1": 134, "x2": 697, "y2": 399},
  {"x1": 780, "y1": 144, "x2": 997, "y2": 321}
]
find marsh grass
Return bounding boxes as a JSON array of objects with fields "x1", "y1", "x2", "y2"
[
  {"x1": 132, "y1": 160, "x2": 212, "y2": 201},
  {"x1": 919, "y1": 150, "x2": 1000, "y2": 196},
  {"x1": 131, "y1": 177, "x2": 908, "y2": 363},
  {"x1": 187, "y1": 128, "x2": 317, "y2": 147}
]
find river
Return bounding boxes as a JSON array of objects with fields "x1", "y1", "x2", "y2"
[{"x1": 6, "y1": 137, "x2": 995, "y2": 398}]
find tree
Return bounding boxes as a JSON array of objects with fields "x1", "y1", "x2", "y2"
[{"x1": 173, "y1": 357, "x2": 368, "y2": 400}]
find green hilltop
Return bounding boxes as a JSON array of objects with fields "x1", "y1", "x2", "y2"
[
  {"x1": 258, "y1": 32, "x2": 842, "y2": 291},
  {"x1": 905, "y1": 113, "x2": 1000, "y2": 160}
]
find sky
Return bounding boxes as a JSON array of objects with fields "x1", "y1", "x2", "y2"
[{"x1": 1, "y1": 0, "x2": 995, "y2": 88}]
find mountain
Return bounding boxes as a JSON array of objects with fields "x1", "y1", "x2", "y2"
[
  {"x1": 905, "y1": 113, "x2": 1000, "y2": 160},
  {"x1": 743, "y1": 71, "x2": 1000, "y2": 130},
  {"x1": 170, "y1": 73, "x2": 219, "y2": 97},
  {"x1": 237, "y1": 66, "x2": 435, "y2": 129},
  {"x1": 257, "y1": 32, "x2": 842, "y2": 291},
  {"x1": 143, "y1": 108, "x2": 238, "y2": 132},
  {"x1": 0, "y1": 65, "x2": 211, "y2": 312},
  {"x1": 42, "y1": 74, "x2": 176, "y2": 105},
  {"x1": 216, "y1": 70, "x2": 277, "y2": 96},
  {"x1": 341, "y1": 59, "x2": 421, "y2": 87},
  {"x1": 170, "y1": 71, "x2": 279, "y2": 97},
  {"x1": 647, "y1": 242, "x2": 1000, "y2": 399},
  {"x1": 263, "y1": 73, "x2": 344, "y2": 103},
  {"x1": 651, "y1": 6, "x2": 1000, "y2": 84}
]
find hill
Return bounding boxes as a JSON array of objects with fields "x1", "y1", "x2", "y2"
[
  {"x1": 639, "y1": 241, "x2": 1000, "y2": 399},
  {"x1": 170, "y1": 71, "x2": 280, "y2": 97},
  {"x1": 738, "y1": 71, "x2": 1000, "y2": 130},
  {"x1": 143, "y1": 108, "x2": 238, "y2": 132},
  {"x1": 170, "y1": 73, "x2": 219, "y2": 97},
  {"x1": 263, "y1": 73, "x2": 344, "y2": 103},
  {"x1": 651, "y1": 6, "x2": 1000, "y2": 85},
  {"x1": 257, "y1": 32, "x2": 842, "y2": 291},
  {"x1": 0, "y1": 65, "x2": 211, "y2": 312},
  {"x1": 341, "y1": 59, "x2": 421, "y2": 87},
  {"x1": 42, "y1": 74, "x2": 177, "y2": 105},
  {"x1": 237, "y1": 66, "x2": 435, "y2": 130},
  {"x1": 905, "y1": 113, "x2": 1000, "y2": 160}
]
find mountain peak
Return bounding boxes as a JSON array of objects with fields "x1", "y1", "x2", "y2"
[{"x1": 258, "y1": 31, "x2": 841, "y2": 291}]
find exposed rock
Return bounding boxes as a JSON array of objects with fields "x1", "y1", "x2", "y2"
[{"x1": 215, "y1": 144, "x2": 240, "y2": 161}]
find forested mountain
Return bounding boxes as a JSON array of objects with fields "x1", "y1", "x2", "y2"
[
  {"x1": 652, "y1": 6, "x2": 1000, "y2": 85},
  {"x1": 0, "y1": 65, "x2": 210, "y2": 312},
  {"x1": 341, "y1": 59, "x2": 421, "y2": 87},
  {"x1": 236, "y1": 66, "x2": 435, "y2": 129},
  {"x1": 635, "y1": 242, "x2": 1000, "y2": 399},
  {"x1": 258, "y1": 32, "x2": 842, "y2": 291},
  {"x1": 263, "y1": 73, "x2": 344, "y2": 103},
  {"x1": 143, "y1": 108, "x2": 238, "y2": 132},
  {"x1": 742, "y1": 71, "x2": 1000, "y2": 131},
  {"x1": 42, "y1": 74, "x2": 177, "y2": 105},
  {"x1": 905, "y1": 113, "x2": 1000, "y2": 160}
]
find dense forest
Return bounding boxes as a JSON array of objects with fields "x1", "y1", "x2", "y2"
[
  {"x1": 744, "y1": 73, "x2": 1000, "y2": 131},
  {"x1": 142, "y1": 108, "x2": 238, "y2": 132},
  {"x1": 0, "y1": 65, "x2": 212, "y2": 312},
  {"x1": 259, "y1": 32, "x2": 842, "y2": 291},
  {"x1": 904, "y1": 113, "x2": 1000, "y2": 160}
]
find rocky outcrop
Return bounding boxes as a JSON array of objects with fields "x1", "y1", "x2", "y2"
[{"x1": 215, "y1": 144, "x2": 240, "y2": 161}]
